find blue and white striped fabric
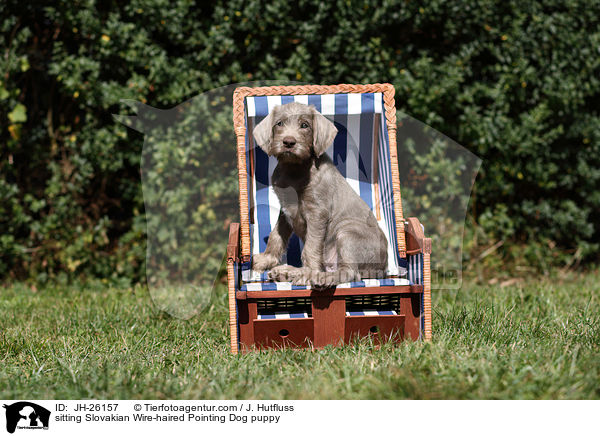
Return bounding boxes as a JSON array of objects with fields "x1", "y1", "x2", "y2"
[
  {"x1": 408, "y1": 253, "x2": 425, "y2": 338},
  {"x1": 346, "y1": 310, "x2": 397, "y2": 316},
  {"x1": 241, "y1": 277, "x2": 411, "y2": 292},
  {"x1": 244, "y1": 93, "x2": 405, "y2": 281},
  {"x1": 407, "y1": 254, "x2": 423, "y2": 285},
  {"x1": 257, "y1": 312, "x2": 310, "y2": 320},
  {"x1": 256, "y1": 310, "x2": 397, "y2": 319}
]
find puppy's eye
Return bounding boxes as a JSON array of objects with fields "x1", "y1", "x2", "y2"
[
  {"x1": 300, "y1": 122, "x2": 309, "y2": 129},
  {"x1": 276, "y1": 120, "x2": 283, "y2": 127}
]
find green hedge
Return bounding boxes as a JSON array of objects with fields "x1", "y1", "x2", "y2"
[{"x1": 1, "y1": 0, "x2": 599, "y2": 283}]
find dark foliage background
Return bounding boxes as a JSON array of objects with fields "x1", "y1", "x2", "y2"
[{"x1": 1, "y1": 0, "x2": 599, "y2": 284}]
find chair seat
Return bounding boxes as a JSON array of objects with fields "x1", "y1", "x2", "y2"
[
  {"x1": 240, "y1": 277, "x2": 411, "y2": 292},
  {"x1": 239, "y1": 261, "x2": 410, "y2": 291}
]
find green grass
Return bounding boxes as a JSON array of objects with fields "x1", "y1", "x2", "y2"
[{"x1": 1, "y1": 271, "x2": 599, "y2": 399}]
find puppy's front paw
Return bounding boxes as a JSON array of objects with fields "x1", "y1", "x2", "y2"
[
  {"x1": 289, "y1": 270, "x2": 332, "y2": 288},
  {"x1": 268, "y1": 265, "x2": 300, "y2": 282},
  {"x1": 310, "y1": 272, "x2": 337, "y2": 290},
  {"x1": 291, "y1": 274, "x2": 311, "y2": 286},
  {"x1": 252, "y1": 253, "x2": 279, "y2": 272}
]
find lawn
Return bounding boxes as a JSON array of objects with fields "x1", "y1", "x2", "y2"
[{"x1": 1, "y1": 271, "x2": 598, "y2": 399}]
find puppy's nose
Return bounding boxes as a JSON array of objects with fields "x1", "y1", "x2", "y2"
[{"x1": 282, "y1": 136, "x2": 296, "y2": 148}]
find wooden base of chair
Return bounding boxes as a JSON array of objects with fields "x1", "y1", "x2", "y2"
[
  {"x1": 228, "y1": 221, "x2": 432, "y2": 353},
  {"x1": 236, "y1": 286, "x2": 423, "y2": 351}
]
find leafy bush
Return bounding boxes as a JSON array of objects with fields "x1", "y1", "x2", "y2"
[{"x1": 1, "y1": 0, "x2": 599, "y2": 283}]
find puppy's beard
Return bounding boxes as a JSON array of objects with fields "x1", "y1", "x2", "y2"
[
  {"x1": 273, "y1": 145, "x2": 311, "y2": 163},
  {"x1": 276, "y1": 151, "x2": 304, "y2": 163}
]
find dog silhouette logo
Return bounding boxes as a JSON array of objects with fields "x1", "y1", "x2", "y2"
[{"x1": 3, "y1": 402, "x2": 50, "y2": 433}]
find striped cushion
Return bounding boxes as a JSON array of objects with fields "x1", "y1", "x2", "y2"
[
  {"x1": 241, "y1": 257, "x2": 408, "y2": 283},
  {"x1": 257, "y1": 312, "x2": 310, "y2": 320},
  {"x1": 244, "y1": 92, "x2": 405, "y2": 277},
  {"x1": 346, "y1": 310, "x2": 397, "y2": 316},
  {"x1": 241, "y1": 277, "x2": 411, "y2": 292},
  {"x1": 256, "y1": 310, "x2": 397, "y2": 319},
  {"x1": 407, "y1": 253, "x2": 423, "y2": 285}
]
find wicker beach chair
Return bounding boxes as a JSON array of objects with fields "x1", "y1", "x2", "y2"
[{"x1": 227, "y1": 84, "x2": 431, "y2": 353}]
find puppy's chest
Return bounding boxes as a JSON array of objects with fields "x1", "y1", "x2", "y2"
[
  {"x1": 274, "y1": 185, "x2": 303, "y2": 218},
  {"x1": 274, "y1": 185, "x2": 312, "y2": 234}
]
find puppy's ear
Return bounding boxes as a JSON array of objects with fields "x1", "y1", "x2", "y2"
[
  {"x1": 311, "y1": 106, "x2": 338, "y2": 156},
  {"x1": 252, "y1": 111, "x2": 275, "y2": 155}
]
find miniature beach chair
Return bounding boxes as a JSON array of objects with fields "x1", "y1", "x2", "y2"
[{"x1": 227, "y1": 84, "x2": 431, "y2": 353}]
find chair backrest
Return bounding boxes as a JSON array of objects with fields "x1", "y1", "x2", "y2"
[{"x1": 233, "y1": 84, "x2": 407, "y2": 276}]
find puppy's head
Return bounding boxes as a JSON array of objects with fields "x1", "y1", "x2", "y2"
[{"x1": 253, "y1": 102, "x2": 338, "y2": 163}]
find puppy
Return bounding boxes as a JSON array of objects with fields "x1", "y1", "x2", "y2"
[{"x1": 251, "y1": 102, "x2": 388, "y2": 287}]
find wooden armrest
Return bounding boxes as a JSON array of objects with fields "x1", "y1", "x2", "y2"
[
  {"x1": 227, "y1": 223, "x2": 240, "y2": 261},
  {"x1": 404, "y1": 217, "x2": 432, "y2": 255}
]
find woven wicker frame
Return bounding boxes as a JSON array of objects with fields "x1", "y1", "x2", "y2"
[
  {"x1": 227, "y1": 258, "x2": 238, "y2": 354},
  {"x1": 232, "y1": 83, "x2": 407, "y2": 261},
  {"x1": 423, "y1": 252, "x2": 432, "y2": 340}
]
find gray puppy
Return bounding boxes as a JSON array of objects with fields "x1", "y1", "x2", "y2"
[{"x1": 251, "y1": 102, "x2": 388, "y2": 287}]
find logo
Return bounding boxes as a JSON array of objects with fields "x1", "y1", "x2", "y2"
[{"x1": 3, "y1": 402, "x2": 50, "y2": 433}]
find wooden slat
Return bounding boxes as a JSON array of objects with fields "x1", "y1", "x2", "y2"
[
  {"x1": 238, "y1": 301, "x2": 257, "y2": 352},
  {"x1": 405, "y1": 217, "x2": 428, "y2": 254},
  {"x1": 227, "y1": 222, "x2": 240, "y2": 261},
  {"x1": 237, "y1": 284, "x2": 423, "y2": 300},
  {"x1": 345, "y1": 315, "x2": 405, "y2": 344},
  {"x1": 313, "y1": 296, "x2": 345, "y2": 347},
  {"x1": 253, "y1": 318, "x2": 314, "y2": 349}
]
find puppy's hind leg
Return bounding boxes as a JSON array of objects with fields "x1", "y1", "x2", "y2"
[{"x1": 310, "y1": 228, "x2": 387, "y2": 289}]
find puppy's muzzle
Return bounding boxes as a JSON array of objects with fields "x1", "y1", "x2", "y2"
[{"x1": 282, "y1": 136, "x2": 296, "y2": 149}]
